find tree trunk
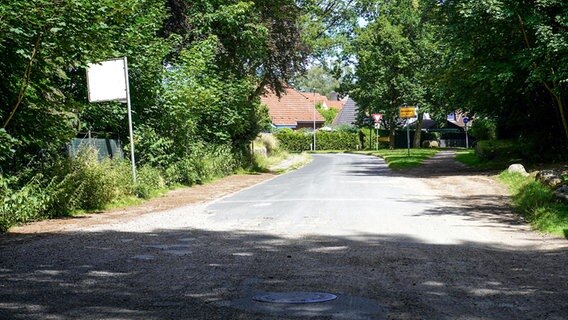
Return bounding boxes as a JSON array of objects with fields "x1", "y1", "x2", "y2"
[
  {"x1": 3, "y1": 33, "x2": 42, "y2": 129},
  {"x1": 413, "y1": 113, "x2": 423, "y2": 148},
  {"x1": 389, "y1": 119, "x2": 396, "y2": 150}
]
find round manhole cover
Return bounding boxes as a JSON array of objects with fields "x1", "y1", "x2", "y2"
[{"x1": 252, "y1": 292, "x2": 337, "y2": 304}]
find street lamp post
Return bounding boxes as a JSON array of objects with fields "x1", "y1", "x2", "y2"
[{"x1": 313, "y1": 90, "x2": 317, "y2": 151}]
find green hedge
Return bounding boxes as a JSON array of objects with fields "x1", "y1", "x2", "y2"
[
  {"x1": 274, "y1": 129, "x2": 312, "y2": 152},
  {"x1": 274, "y1": 129, "x2": 359, "y2": 152},
  {"x1": 316, "y1": 131, "x2": 359, "y2": 150}
]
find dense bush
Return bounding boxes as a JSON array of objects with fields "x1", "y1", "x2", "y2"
[
  {"x1": 475, "y1": 140, "x2": 535, "y2": 162},
  {"x1": 315, "y1": 131, "x2": 359, "y2": 150},
  {"x1": 274, "y1": 129, "x2": 312, "y2": 152},
  {"x1": 0, "y1": 176, "x2": 50, "y2": 232},
  {"x1": 316, "y1": 106, "x2": 339, "y2": 125},
  {"x1": 135, "y1": 165, "x2": 166, "y2": 199},
  {"x1": 0, "y1": 142, "x2": 242, "y2": 232},
  {"x1": 256, "y1": 133, "x2": 279, "y2": 156},
  {"x1": 469, "y1": 118, "x2": 497, "y2": 141},
  {"x1": 165, "y1": 144, "x2": 236, "y2": 186},
  {"x1": 275, "y1": 129, "x2": 359, "y2": 152}
]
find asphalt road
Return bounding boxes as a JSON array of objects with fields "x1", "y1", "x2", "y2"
[
  {"x1": 1, "y1": 153, "x2": 567, "y2": 320},
  {"x1": 206, "y1": 153, "x2": 437, "y2": 237}
]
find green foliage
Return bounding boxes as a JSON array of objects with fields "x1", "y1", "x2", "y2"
[
  {"x1": 274, "y1": 128, "x2": 360, "y2": 152},
  {"x1": 135, "y1": 165, "x2": 166, "y2": 199},
  {"x1": 165, "y1": 144, "x2": 236, "y2": 186},
  {"x1": 0, "y1": 0, "x2": 170, "y2": 173},
  {"x1": 0, "y1": 129, "x2": 18, "y2": 165},
  {"x1": 48, "y1": 149, "x2": 131, "y2": 212},
  {"x1": 428, "y1": 0, "x2": 568, "y2": 153},
  {"x1": 0, "y1": 148, "x2": 147, "y2": 231},
  {"x1": 159, "y1": 37, "x2": 268, "y2": 151},
  {"x1": 294, "y1": 66, "x2": 340, "y2": 96},
  {"x1": 316, "y1": 131, "x2": 359, "y2": 150},
  {"x1": 274, "y1": 129, "x2": 312, "y2": 152},
  {"x1": 475, "y1": 140, "x2": 536, "y2": 163},
  {"x1": 351, "y1": 0, "x2": 441, "y2": 138},
  {"x1": 255, "y1": 133, "x2": 280, "y2": 156},
  {"x1": 0, "y1": 0, "x2": 314, "y2": 232},
  {"x1": 134, "y1": 125, "x2": 176, "y2": 169},
  {"x1": 317, "y1": 106, "x2": 339, "y2": 126},
  {"x1": 469, "y1": 118, "x2": 497, "y2": 141},
  {"x1": 455, "y1": 149, "x2": 510, "y2": 171},
  {"x1": 249, "y1": 133, "x2": 291, "y2": 172},
  {"x1": 499, "y1": 171, "x2": 568, "y2": 236},
  {"x1": 0, "y1": 175, "x2": 50, "y2": 232}
]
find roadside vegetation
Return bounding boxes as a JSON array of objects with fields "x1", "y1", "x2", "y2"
[
  {"x1": 499, "y1": 172, "x2": 568, "y2": 237},
  {"x1": 1, "y1": 0, "x2": 567, "y2": 233},
  {"x1": 250, "y1": 133, "x2": 289, "y2": 172},
  {"x1": 0, "y1": 0, "x2": 313, "y2": 232},
  {"x1": 455, "y1": 149, "x2": 511, "y2": 171},
  {"x1": 455, "y1": 141, "x2": 568, "y2": 237}
]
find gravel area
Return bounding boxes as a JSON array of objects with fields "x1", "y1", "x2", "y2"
[{"x1": 1, "y1": 151, "x2": 567, "y2": 320}]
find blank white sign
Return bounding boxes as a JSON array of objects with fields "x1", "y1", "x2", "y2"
[{"x1": 86, "y1": 58, "x2": 127, "y2": 103}]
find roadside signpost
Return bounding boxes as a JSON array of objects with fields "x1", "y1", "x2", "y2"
[
  {"x1": 399, "y1": 106, "x2": 417, "y2": 156},
  {"x1": 87, "y1": 57, "x2": 137, "y2": 182},
  {"x1": 372, "y1": 113, "x2": 383, "y2": 150},
  {"x1": 463, "y1": 116, "x2": 470, "y2": 149},
  {"x1": 399, "y1": 106, "x2": 416, "y2": 119}
]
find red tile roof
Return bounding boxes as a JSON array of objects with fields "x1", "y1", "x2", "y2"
[{"x1": 261, "y1": 88, "x2": 325, "y2": 127}]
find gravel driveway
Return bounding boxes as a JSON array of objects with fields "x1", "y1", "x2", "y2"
[{"x1": 1, "y1": 152, "x2": 567, "y2": 320}]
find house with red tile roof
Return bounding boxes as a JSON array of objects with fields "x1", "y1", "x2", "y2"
[{"x1": 261, "y1": 87, "x2": 325, "y2": 130}]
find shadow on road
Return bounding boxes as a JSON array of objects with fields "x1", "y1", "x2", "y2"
[
  {"x1": 1, "y1": 226, "x2": 567, "y2": 320},
  {"x1": 341, "y1": 152, "x2": 499, "y2": 178}
]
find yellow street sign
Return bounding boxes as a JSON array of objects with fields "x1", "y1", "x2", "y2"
[{"x1": 399, "y1": 106, "x2": 416, "y2": 118}]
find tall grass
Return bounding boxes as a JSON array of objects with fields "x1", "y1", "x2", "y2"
[
  {"x1": 250, "y1": 134, "x2": 290, "y2": 172},
  {"x1": 0, "y1": 144, "x2": 238, "y2": 232},
  {"x1": 499, "y1": 171, "x2": 568, "y2": 237}
]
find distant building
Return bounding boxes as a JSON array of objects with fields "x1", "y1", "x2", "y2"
[
  {"x1": 261, "y1": 87, "x2": 325, "y2": 130},
  {"x1": 332, "y1": 97, "x2": 358, "y2": 126}
]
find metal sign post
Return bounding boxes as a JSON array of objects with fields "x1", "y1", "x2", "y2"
[
  {"x1": 312, "y1": 90, "x2": 317, "y2": 151},
  {"x1": 374, "y1": 123, "x2": 380, "y2": 150},
  {"x1": 372, "y1": 113, "x2": 382, "y2": 150},
  {"x1": 463, "y1": 117, "x2": 470, "y2": 149},
  {"x1": 123, "y1": 57, "x2": 137, "y2": 182},
  {"x1": 86, "y1": 57, "x2": 137, "y2": 182},
  {"x1": 399, "y1": 106, "x2": 416, "y2": 157}
]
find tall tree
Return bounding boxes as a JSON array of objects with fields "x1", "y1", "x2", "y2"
[
  {"x1": 351, "y1": 0, "x2": 440, "y2": 147},
  {"x1": 429, "y1": 0, "x2": 568, "y2": 154},
  {"x1": 293, "y1": 66, "x2": 341, "y2": 96},
  {"x1": 0, "y1": 0, "x2": 169, "y2": 172},
  {"x1": 162, "y1": 0, "x2": 309, "y2": 96}
]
